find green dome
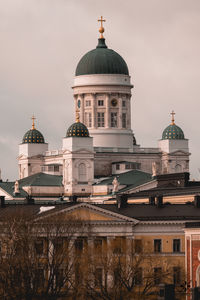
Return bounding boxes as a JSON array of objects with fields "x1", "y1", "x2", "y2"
[
  {"x1": 162, "y1": 124, "x2": 185, "y2": 140},
  {"x1": 75, "y1": 38, "x2": 129, "y2": 76},
  {"x1": 66, "y1": 122, "x2": 89, "y2": 137},
  {"x1": 22, "y1": 129, "x2": 45, "y2": 144}
]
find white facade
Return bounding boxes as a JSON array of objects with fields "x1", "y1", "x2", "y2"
[
  {"x1": 62, "y1": 136, "x2": 94, "y2": 196},
  {"x1": 17, "y1": 35, "x2": 190, "y2": 195},
  {"x1": 73, "y1": 74, "x2": 134, "y2": 151}
]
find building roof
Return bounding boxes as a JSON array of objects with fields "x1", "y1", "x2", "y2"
[
  {"x1": 0, "y1": 202, "x2": 200, "y2": 223},
  {"x1": 22, "y1": 129, "x2": 45, "y2": 144},
  {"x1": 162, "y1": 123, "x2": 185, "y2": 140},
  {"x1": 0, "y1": 173, "x2": 63, "y2": 199},
  {"x1": 75, "y1": 38, "x2": 129, "y2": 76},
  {"x1": 66, "y1": 122, "x2": 89, "y2": 138},
  {"x1": 0, "y1": 181, "x2": 28, "y2": 198},
  {"x1": 19, "y1": 173, "x2": 63, "y2": 187},
  {"x1": 97, "y1": 203, "x2": 200, "y2": 221},
  {"x1": 94, "y1": 169, "x2": 153, "y2": 191}
]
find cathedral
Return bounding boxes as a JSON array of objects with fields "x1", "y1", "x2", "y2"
[{"x1": 4, "y1": 18, "x2": 190, "y2": 200}]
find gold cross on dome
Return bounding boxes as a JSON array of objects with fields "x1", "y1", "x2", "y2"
[
  {"x1": 31, "y1": 115, "x2": 36, "y2": 130},
  {"x1": 98, "y1": 16, "x2": 106, "y2": 38},
  {"x1": 170, "y1": 110, "x2": 175, "y2": 125}
]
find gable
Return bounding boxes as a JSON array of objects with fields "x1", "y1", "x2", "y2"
[
  {"x1": 66, "y1": 207, "x2": 118, "y2": 221},
  {"x1": 169, "y1": 150, "x2": 190, "y2": 156},
  {"x1": 37, "y1": 203, "x2": 138, "y2": 223}
]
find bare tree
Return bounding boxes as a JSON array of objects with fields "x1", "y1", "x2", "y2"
[
  {"x1": 0, "y1": 210, "x2": 188, "y2": 300},
  {"x1": 84, "y1": 237, "x2": 185, "y2": 300},
  {"x1": 0, "y1": 209, "x2": 86, "y2": 300}
]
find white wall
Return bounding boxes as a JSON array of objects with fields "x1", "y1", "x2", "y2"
[
  {"x1": 19, "y1": 143, "x2": 48, "y2": 157},
  {"x1": 158, "y1": 139, "x2": 189, "y2": 153},
  {"x1": 73, "y1": 74, "x2": 132, "y2": 87},
  {"x1": 62, "y1": 137, "x2": 93, "y2": 151}
]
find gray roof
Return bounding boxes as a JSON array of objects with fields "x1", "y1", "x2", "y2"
[
  {"x1": 0, "y1": 173, "x2": 63, "y2": 199},
  {"x1": 94, "y1": 170, "x2": 153, "y2": 191},
  {"x1": 19, "y1": 173, "x2": 63, "y2": 187},
  {"x1": 96, "y1": 203, "x2": 200, "y2": 221},
  {"x1": 0, "y1": 202, "x2": 199, "y2": 222}
]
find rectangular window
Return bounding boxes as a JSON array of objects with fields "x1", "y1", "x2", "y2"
[
  {"x1": 56, "y1": 269, "x2": 64, "y2": 287},
  {"x1": 54, "y1": 165, "x2": 59, "y2": 172},
  {"x1": 113, "y1": 237, "x2": 125, "y2": 254},
  {"x1": 75, "y1": 238, "x2": 84, "y2": 252},
  {"x1": 95, "y1": 268, "x2": 103, "y2": 287},
  {"x1": 98, "y1": 100, "x2": 104, "y2": 106},
  {"x1": 97, "y1": 112, "x2": 105, "y2": 127},
  {"x1": 35, "y1": 240, "x2": 44, "y2": 255},
  {"x1": 54, "y1": 239, "x2": 63, "y2": 255},
  {"x1": 173, "y1": 239, "x2": 180, "y2": 253},
  {"x1": 154, "y1": 239, "x2": 162, "y2": 253},
  {"x1": 122, "y1": 113, "x2": 126, "y2": 128},
  {"x1": 135, "y1": 268, "x2": 142, "y2": 285},
  {"x1": 135, "y1": 239, "x2": 142, "y2": 253},
  {"x1": 116, "y1": 164, "x2": 120, "y2": 170},
  {"x1": 86, "y1": 100, "x2": 91, "y2": 107},
  {"x1": 85, "y1": 112, "x2": 92, "y2": 127},
  {"x1": 36, "y1": 268, "x2": 45, "y2": 287},
  {"x1": 154, "y1": 267, "x2": 162, "y2": 285},
  {"x1": 122, "y1": 100, "x2": 126, "y2": 107},
  {"x1": 173, "y1": 267, "x2": 181, "y2": 285},
  {"x1": 111, "y1": 112, "x2": 118, "y2": 127},
  {"x1": 94, "y1": 239, "x2": 103, "y2": 254},
  {"x1": 114, "y1": 267, "x2": 120, "y2": 285},
  {"x1": 125, "y1": 163, "x2": 134, "y2": 170}
]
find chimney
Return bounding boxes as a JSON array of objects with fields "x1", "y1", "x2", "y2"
[
  {"x1": 149, "y1": 196, "x2": 155, "y2": 205},
  {"x1": 156, "y1": 195, "x2": 163, "y2": 207},
  {"x1": 194, "y1": 195, "x2": 200, "y2": 208},
  {"x1": 25, "y1": 195, "x2": 34, "y2": 205},
  {"x1": 116, "y1": 195, "x2": 121, "y2": 209},
  {"x1": 0, "y1": 196, "x2": 5, "y2": 208}
]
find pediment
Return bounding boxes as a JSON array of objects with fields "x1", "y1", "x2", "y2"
[
  {"x1": 63, "y1": 149, "x2": 93, "y2": 155},
  {"x1": 37, "y1": 203, "x2": 138, "y2": 224},
  {"x1": 73, "y1": 149, "x2": 94, "y2": 154},
  {"x1": 169, "y1": 150, "x2": 190, "y2": 156}
]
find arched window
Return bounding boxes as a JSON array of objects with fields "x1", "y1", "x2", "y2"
[
  {"x1": 78, "y1": 163, "x2": 87, "y2": 182},
  {"x1": 175, "y1": 164, "x2": 182, "y2": 173}
]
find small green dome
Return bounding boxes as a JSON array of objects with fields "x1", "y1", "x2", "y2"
[
  {"x1": 75, "y1": 38, "x2": 129, "y2": 76},
  {"x1": 22, "y1": 129, "x2": 45, "y2": 144},
  {"x1": 162, "y1": 124, "x2": 185, "y2": 140},
  {"x1": 66, "y1": 122, "x2": 89, "y2": 137}
]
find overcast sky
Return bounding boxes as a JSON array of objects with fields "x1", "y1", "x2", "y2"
[{"x1": 0, "y1": 0, "x2": 200, "y2": 181}]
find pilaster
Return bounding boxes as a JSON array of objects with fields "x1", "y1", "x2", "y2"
[{"x1": 118, "y1": 94, "x2": 122, "y2": 129}]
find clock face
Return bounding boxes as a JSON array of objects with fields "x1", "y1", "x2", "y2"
[
  {"x1": 111, "y1": 99, "x2": 118, "y2": 107},
  {"x1": 77, "y1": 99, "x2": 81, "y2": 108}
]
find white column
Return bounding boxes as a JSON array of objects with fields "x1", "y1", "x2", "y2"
[
  {"x1": 74, "y1": 95, "x2": 78, "y2": 121},
  {"x1": 105, "y1": 93, "x2": 110, "y2": 128},
  {"x1": 79, "y1": 94, "x2": 84, "y2": 123},
  {"x1": 118, "y1": 94, "x2": 122, "y2": 129},
  {"x1": 127, "y1": 95, "x2": 131, "y2": 129},
  {"x1": 91, "y1": 93, "x2": 96, "y2": 128}
]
